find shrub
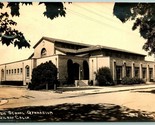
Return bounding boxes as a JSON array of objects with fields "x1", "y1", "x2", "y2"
[
  {"x1": 121, "y1": 77, "x2": 133, "y2": 85},
  {"x1": 29, "y1": 61, "x2": 58, "y2": 90},
  {"x1": 121, "y1": 77, "x2": 145, "y2": 85},
  {"x1": 88, "y1": 80, "x2": 93, "y2": 86},
  {"x1": 95, "y1": 67, "x2": 114, "y2": 86}
]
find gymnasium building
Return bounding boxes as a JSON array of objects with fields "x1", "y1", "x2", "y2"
[{"x1": 0, "y1": 36, "x2": 155, "y2": 86}]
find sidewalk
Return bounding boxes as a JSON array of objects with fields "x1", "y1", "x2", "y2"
[
  {"x1": 61, "y1": 83, "x2": 155, "y2": 95},
  {"x1": 0, "y1": 100, "x2": 8, "y2": 106}
]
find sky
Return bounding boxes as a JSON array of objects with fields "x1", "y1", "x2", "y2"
[{"x1": 0, "y1": 2, "x2": 154, "y2": 64}]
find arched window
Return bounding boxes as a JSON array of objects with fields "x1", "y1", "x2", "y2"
[
  {"x1": 25, "y1": 66, "x2": 30, "y2": 78},
  {"x1": 41, "y1": 48, "x2": 47, "y2": 57}
]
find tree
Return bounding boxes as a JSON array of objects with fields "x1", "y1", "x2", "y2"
[
  {"x1": 0, "y1": 2, "x2": 66, "y2": 49},
  {"x1": 113, "y1": 3, "x2": 155, "y2": 55},
  {"x1": 95, "y1": 67, "x2": 113, "y2": 86},
  {"x1": 29, "y1": 61, "x2": 58, "y2": 90}
]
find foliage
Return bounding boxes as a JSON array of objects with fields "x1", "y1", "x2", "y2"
[
  {"x1": 121, "y1": 76, "x2": 145, "y2": 85},
  {"x1": 88, "y1": 80, "x2": 93, "y2": 86},
  {"x1": 95, "y1": 67, "x2": 113, "y2": 86},
  {"x1": 29, "y1": 61, "x2": 58, "y2": 90},
  {"x1": 0, "y1": 2, "x2": 66, "y2": 49},
  {"x1": 113, "y1": 3, "x2": 155, "y2": 55},
  {"x1": 0, "y1": 12, "x2": 30, "y2": 49}
]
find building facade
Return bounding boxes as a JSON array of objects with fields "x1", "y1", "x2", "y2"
[{"x1": 0, "y1": 36, "x2": 155, "y2": 86}]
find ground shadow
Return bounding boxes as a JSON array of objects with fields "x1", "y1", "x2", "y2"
[
  {"x1": 134, "y1": 90, "x2": 155, "y2": 94},
  {"x1": 57, "y1": 87, "x2": 100, "y2": 92},
  {"x1": 0, "y1": 103, "x2": 155, "y2": 122}
]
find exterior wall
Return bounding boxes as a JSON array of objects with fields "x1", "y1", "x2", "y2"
[
  {"x1": 89, "y1": 50, "x2": 103, "y2": 57},
  {"x1": 0, "y1": 59, "x2": 33, "y2": 85},
  {"x1": 55, "y1": 50, "x2": 65, "y2": 55},
  {"x1": 89, "y1": 56, "x2": 110, "y2": 83},
  {"x1": 22, "y1": 59, "x2": 34, "y2": 85},
  {"x1": 36, "y1": 55, "x2": 59, "y2": 78},
  {"x1": 36, "y1": 55, "x2": 58, "y2": 67},
  {"x1": 33, "y1": 39, "x2": 55, "y2": 58},
  {"x1": 58, "y1": 55, "x2": 89, "y2": 82},
  {"x1": 110, "y1": 57, "x2": 155, "y2": 83},
  {"x1": 102, "y1": 49, "x2": 145, "y2": 61}
]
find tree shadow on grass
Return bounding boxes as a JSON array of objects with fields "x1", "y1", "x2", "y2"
[{"x1": 1, "y1": 103, "x2": 155, "y2": 122}]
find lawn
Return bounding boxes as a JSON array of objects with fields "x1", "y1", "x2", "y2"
[{"x1": 0, "y1": 103, "x2": 155, "y2": 122}]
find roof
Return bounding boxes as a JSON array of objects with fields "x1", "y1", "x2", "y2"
[
  {"x1": 55, "y1": 46, "x2": 77, "y2": 54},
  {"x1": 78, "y1": 45, "x2": 146, "y2": 56},
  {"x1": 33, "y1": 36, "x2": 91, "y2": 48},
  {"x1": 55, "y1": 45, "x2": 146, "y2": 56},
  {"x1": 28, "y1": 53, "x2": 34, "y2": 59},
  {"x1": 33, "y1": 36, "x2": 146, "y2": 57}
]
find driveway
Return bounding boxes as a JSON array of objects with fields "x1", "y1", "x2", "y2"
[{"x1": 0, "y1": 84, "x2": 155, "y2": 112}]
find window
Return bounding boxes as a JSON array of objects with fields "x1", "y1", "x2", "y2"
[
  {"x1": 17, "y1": 68, "x2": 19, "y2": 74},
  {"x1": 116, "y1": 66, "x2": 122, "y2": 80},
  {"x1": 142, "y1": 68, "x2": 146, "y2": 79},
  {"x1": 41, "y1": 48, "x2": 47, "y2": 57},
  {"x1": 134, "y1": 67, "x2": 139, "y2": 77},
  {"x1": 126, "y1": 67, "x2": 131, "y2": 77},
  {"x1": 9, "y1": 70, "x2": 11, "y2": 74},
  {"x1": 12, "y1": 69, "x2": 13, "y2": 74},
  {"x1": 25, "y1": 66, "x2": 30, "y2": 77},
  {"x1": 149, "y1": 68, "x2": 153, "y2": 79},
  {"x1": 14, "y1": 69, "x2": 16, "y2": 74},
  {"x1": 20, "y1": 68, "x2": 23, "y2": 74},
  {"x1": 6, "y1": 70, "x2": 8, "y2": 74}
]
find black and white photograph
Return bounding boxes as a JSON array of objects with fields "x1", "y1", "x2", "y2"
[{"x1": 0, "y1": 2, "x2": 155, "y2": 122}]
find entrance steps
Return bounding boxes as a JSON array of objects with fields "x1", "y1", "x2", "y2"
[{"x1": 75, "y1": 80, "x2": 88, "y2": 87}]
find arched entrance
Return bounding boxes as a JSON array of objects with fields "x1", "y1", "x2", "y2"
[
  {"x1": 67, "y1": 59, "x2": 74, "y2": 84},
  {"x1": 83, "y1": 61, "x2": 89, "y2": 80},
  {"x1": 73, "y1": 63, "x2": 80, "y2": 80},
  {"x1": 67, "y1": 59, "x2": 80, "y2": 83}
]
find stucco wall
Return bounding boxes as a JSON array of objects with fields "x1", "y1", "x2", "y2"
[
  {"x1": 58, "y1": 55, "x2": 89, "y2": 82},
  {"x1": 0, "y1": 59, "x2": 33, "y2": 85},
  {"x1": 34, "y1": 39, "x2": 55, "y2": 58},
  {"x1": 110, "y1": 57, "x2": 155, "y2": 82},
  {"x1": 36, "y1": 55, "x2": 59, "y2": 79},
  {"x1": 55, "y1": 50, "x2": 65, "y2": 55},
  {"x1": 36, "y1": 55, "x2": 58, "y2": 67},
  {"x1": 89, "y1": 56, "x2": 110, "y2": 81}
]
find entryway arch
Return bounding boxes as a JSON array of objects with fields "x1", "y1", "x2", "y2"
[
  {"x1": 67, "y1": 59, "x2": 80, "y2": 81},
  {"x1": 83, "y1": 60, "x2": 89, "y2": 80},
  {"x1": 73, "y1": 63, "x2": 80, "y2": 80},
  {"x1": 67, "y1": 59, "x2": 74, "y2": 84}
]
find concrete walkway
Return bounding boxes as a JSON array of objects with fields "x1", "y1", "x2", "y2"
[
  {"x1": 61, "y1": 83, "x2": 155, "y2": 95},
  {"x1": 0, "y1": 100, "x2": 8, "y2": 106}
]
